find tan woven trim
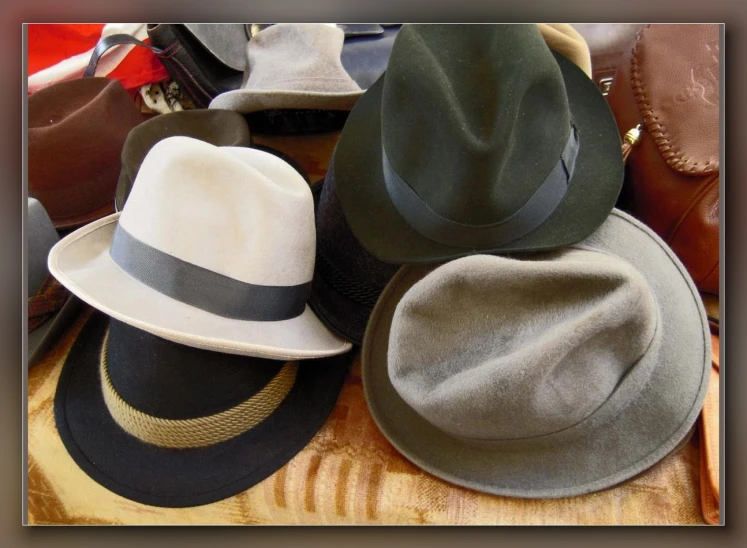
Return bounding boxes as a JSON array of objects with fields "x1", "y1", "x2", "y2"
[{"x1": 99, "y1": 330, "x2": 298, "y2": 449}]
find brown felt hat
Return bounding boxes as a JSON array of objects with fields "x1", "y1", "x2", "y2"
[{"x1": 28, "y1": 78, "x2": 145, "y2": 229}]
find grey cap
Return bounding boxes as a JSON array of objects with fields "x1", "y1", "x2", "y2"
[
  {"x1": 362, "y1": 209, "x2": 710, "y2": 498},
  {"x1": 208, "y1": 23, "x2": 363, "y2": 114}
]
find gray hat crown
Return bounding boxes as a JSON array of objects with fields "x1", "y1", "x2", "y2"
[
  {"x1": 28, "y1": 198, "x2": 59, "y2": 297},
  {"x1": 244, "y1": 24, "x2": 362, "y2": 94},
  {"x1": 387, "y1": 251, "x2": 662, "y2": 444}
]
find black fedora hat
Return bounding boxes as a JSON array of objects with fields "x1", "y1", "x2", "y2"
[
  {"x1": 308, "y1": 175, "x2": 400, "y2": 345},
  {"x1": 334, "y1": 24, "x2": 624, "y2": 263},
  {"x1": 54, "y1": 312, "x2": 351, "y2": 508}
]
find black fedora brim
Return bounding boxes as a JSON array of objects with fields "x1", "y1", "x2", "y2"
[
  {"x1": 362, "y1": 210, "x2": 709, "y2": 498},
  {"x1": 334, "y1": 51, "x2": 624, "y2": 264},
  {"x1": 54, "y1": 311, "x2": 351, "y2": 508}
]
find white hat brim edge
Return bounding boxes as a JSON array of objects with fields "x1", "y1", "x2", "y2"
[{"x1": 48, "y1": 213, "x2": 353, "y2": 361}]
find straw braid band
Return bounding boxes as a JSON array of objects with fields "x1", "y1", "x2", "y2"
[{"x1": 99, "y1": 330, "x2": 298, "y2": 449}]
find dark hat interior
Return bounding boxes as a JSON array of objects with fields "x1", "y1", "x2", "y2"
[{"x1": 309, "y1": 174, "x2": 400, "y2": 345}]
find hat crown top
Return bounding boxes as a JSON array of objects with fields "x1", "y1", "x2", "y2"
[
  {"x1": 388, "y1": 251, "x2": 660, "y2": 443},
  {"x1": 28, "y1": 77, "x2": 117, "y2": 129},
  {"x1": 245, "y1": 24, "x2": 361, "y2": 94},
  {"x1": 381, "y1": 24, "x2": 572, "y2": 225},
  {"x1": 119, "y1": 136, "x2": 315, "y2": 287}
]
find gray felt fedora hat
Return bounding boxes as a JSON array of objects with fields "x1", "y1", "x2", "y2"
[
  {"x1": 208, "y1": 23, "x2": 364, "y2": 114},
  {"x1": 362, "y1": 209, "x2": 710, "y2": 498},
  {"x1": 28, "y1": 198, "x2": 82, "y2": 366}
]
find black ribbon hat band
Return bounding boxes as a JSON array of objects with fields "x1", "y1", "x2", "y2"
[
  {"x1": 382, "y1": 124, "x2": 580, "y2": 249},
  {"x1": 110, "y1": 225, "x2": 311, "y2": 322}
]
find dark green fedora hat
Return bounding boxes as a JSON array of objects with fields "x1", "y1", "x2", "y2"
[{"x1": 334, "y1": 24, "x2": 624, "y2": 263}]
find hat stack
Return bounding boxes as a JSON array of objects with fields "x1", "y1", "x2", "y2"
[
  {"x1": 48, "y1": 137, "x2": 353, "y2": 507},
  {"x1": 28, "y1": 23, "x2": 713, "y2": 511},
  {"x1": 308, "y1": 23, "x2": 711, "y2": 498}
]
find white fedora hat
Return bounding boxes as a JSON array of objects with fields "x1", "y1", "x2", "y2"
[
  {"x1": 208, "y1": 23, "x2": 363, "y2": 114},
  {"x1": 48, "y1": 136, "x2": 352, "y2": 360}
]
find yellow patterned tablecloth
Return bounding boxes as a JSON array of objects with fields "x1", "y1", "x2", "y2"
[{"x1": 28, "y1": 306, "x2": 706, "y2": 525}]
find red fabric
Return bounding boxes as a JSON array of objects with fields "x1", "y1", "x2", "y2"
[
  {"x1": 27, "y1": 24, "x2": 105, "y2": 75},
  {"x1": 27, "y1": 24, "x2": 169, "y2": 91}
]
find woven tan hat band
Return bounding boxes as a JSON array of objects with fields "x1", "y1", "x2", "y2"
[{"x1": 99, "y1": 330, "x2": 298, "y2": 449}]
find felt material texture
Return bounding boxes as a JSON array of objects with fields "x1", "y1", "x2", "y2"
[
  {"x1": 333, "y1": 24, "x2": 623, "y2": 263},
  {"x1": 48, "y1": 137, "x2": 351, "y2": 360},
  {"x1": 55, "y1": 311, "x2": 352, "y2": 508},
  {"x1": 28, "y1": 77, "x2": 145, "y2": 229},
  {"x1": 115, "y1": 109, "x2": 252, "y2": 211},
  {"x1": 362, "y1": 209, "x2": 710, "y2": 498},
  {"x1": 28, "y1": 198, "x2": 59, "y2": 297},
  {"x1": 389, "y1": 250, "x2": 659, "y2": 441},
  {"x1": 105, "y1": 318, "x2": 283, "y2": 419},
  {"x1": 308, "y1": 172, "x2": 400, "y2": 346},
  {"x1": 28, "y1": 198, "x2": 78, "y2": 366},
  {"x1": 208, "y1": 24, "x2": 363, "y2": 114},
  {"x1": 182, "y1": 24, "x2": 250, "y2": 71}
]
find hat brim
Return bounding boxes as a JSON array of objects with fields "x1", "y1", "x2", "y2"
[
  {"x1": 209, "y1": 89, "x2": 364, "y2": 115},
  {"x1": 362, "y1": 210, "x2": 710, "y2": 498},
  {"x1": 48, "y1": 214, "x2": 352, "y2": 360},
  {"x1": 28, "y1": 295, "x2": 85, "y2": 366},
  {"x1": 55, "y1": 311, "x2": 351, "y2": 508},
  {"x1": 334, "y1": 51, "x2": 624, "y2": 263}
]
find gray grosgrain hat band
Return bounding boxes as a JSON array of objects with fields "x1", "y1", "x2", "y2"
[
  {"x1": 109, "y1": 224, "x2": 310, "y2": 322},
  {"x1": 382, "y1": 124, "x2": 580, "y2": 248}
]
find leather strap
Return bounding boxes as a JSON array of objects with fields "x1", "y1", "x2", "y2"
[
  {"x1": 84, "y1": 34, "x2": 163, "y2": 78},
  {"x1": 109, "y1": 224, "x2": 311, "y2": 321},
  {"x1": 382, "y1": 125, "x2": 580, "y2": 248}
]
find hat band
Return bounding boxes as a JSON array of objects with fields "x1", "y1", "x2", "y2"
[
  {"x1": 382, "y1": 124, "x2": 579, "y2": 248},
  {"x1": 99, "y1": 330, "x2": 298, "y2": 449},
  {"x1": 109, "y1": 224, "x2": 311, "y2": 321}
]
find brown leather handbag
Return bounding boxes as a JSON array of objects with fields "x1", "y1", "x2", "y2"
[{"x1": 607, "y1": 24, "x2": 720, "y2": 298}]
